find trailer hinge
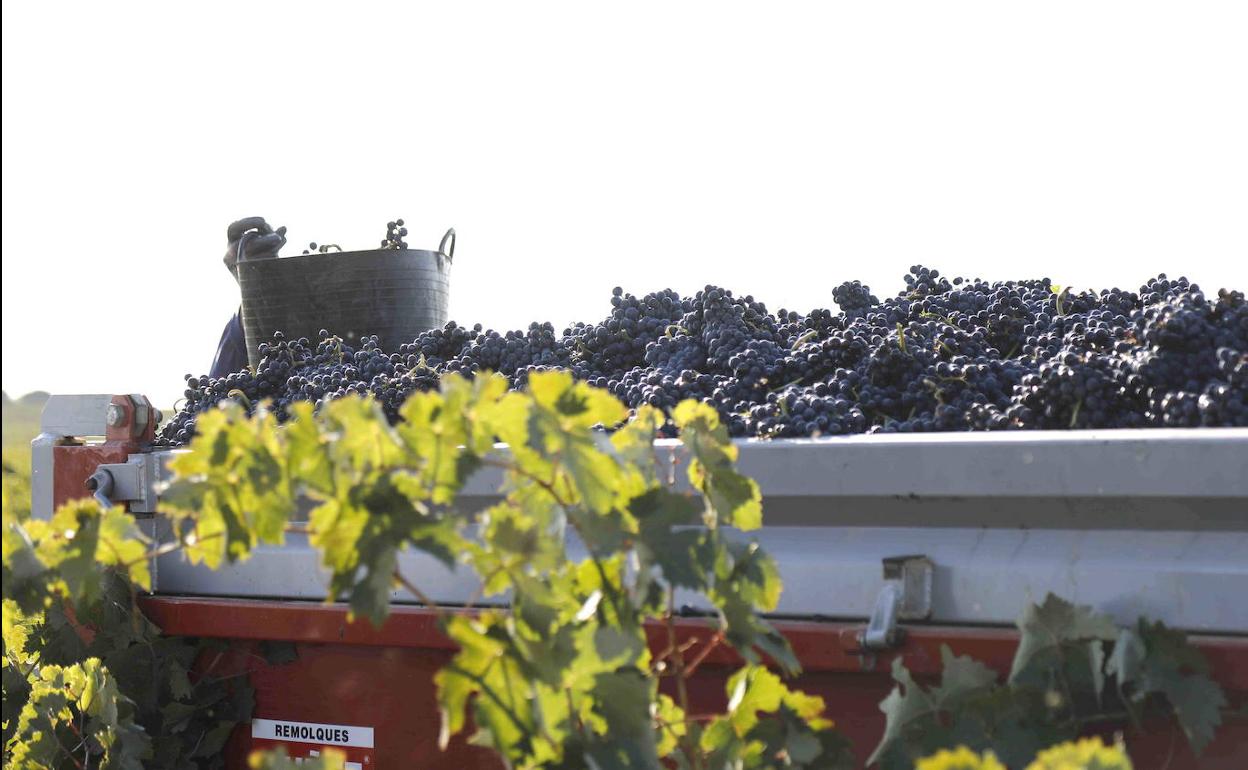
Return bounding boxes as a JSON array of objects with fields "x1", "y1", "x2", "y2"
[{"x1": 858, "y1": 555, "x2": 934, "y2": 652}]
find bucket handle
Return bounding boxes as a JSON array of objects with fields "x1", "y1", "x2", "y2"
[
  {"x1": 235, "y1": 231, "x2": 258, "y2": 271},
  {"x1": 439, "y1": 228, "x2": 456, "y2": 261}
]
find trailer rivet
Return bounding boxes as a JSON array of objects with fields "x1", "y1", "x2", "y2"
[{"x1": 106, "y1": 404, "x2": 125, "y2": 427}]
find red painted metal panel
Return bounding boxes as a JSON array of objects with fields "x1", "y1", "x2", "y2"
[
  {"x1": 52, "y1": 445, "x2": 133, "y2": 509},
  {"x1": 216, "y1": 641, "x2": 501, "y2": 769},
  {"x1": 141, "y1": 597, "x2": 1248, "y2": 769}
]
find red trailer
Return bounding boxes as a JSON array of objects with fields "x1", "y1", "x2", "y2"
[{"x1": 32, "y1": 394, "x2": 1248, "y2": 768}]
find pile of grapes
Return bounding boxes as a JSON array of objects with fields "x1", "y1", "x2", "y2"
[{"x1": 156, "y1": 267, "x2": 1247, "y2": 446}]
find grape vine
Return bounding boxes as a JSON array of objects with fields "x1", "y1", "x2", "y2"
[
  {"x1": 2, "y1": 482, "x2": 254, "y2": 769},
  {"x1": 157, "y1": 373, "x2": 854, "y2": 768},
  {"x1": 869, "y1": 596, "x2": 1226, "y2": 769}
]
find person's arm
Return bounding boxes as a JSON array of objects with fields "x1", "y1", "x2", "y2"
[{"x1": 209, "y1": 218, "x2": 286, "y2": 377}]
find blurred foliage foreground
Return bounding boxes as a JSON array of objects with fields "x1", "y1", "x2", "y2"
[{"x1": 2, "y1": 376, "x2": 1230, "y2": 768}]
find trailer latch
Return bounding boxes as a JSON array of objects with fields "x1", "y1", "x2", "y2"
[
  {"x1": 85, "y1": 469, "x2": 115, "y2": 509},
  {"x1": 83, "y1": 456, "x2": 156, "y2": 514},
  {"x1": 858, "y1": 555, "x2": 934, "y2": 651}
]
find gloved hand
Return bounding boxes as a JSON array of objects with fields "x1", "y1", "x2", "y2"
[{"x1": 223, "y1": 217, "x2": 287, "y2": 279}]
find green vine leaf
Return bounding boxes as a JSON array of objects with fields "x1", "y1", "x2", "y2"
[
  {"x1": 672, "y1": 401, "x2": 763, "y2": 531},
  {"x1": 726, "y1": 665, "x2": 785, "y2": 733},
  {"x1": 587, "y1": 668, "x2": 661, "y2": 768},
  {"x1": 284, "y1": 401, "x2": 334, "y2": 496},
  {"x1": 630, "y1": 489, "x2": 712, "y2": 592},
  {"x1": 9, "y1": 658, "x2": 151, "y2": 770},
  {"x1": 931, "y1": 646, "x2": 1000, "y2": 705},
  {"x1": 706, "y1": 666, "x2": 850, "y2": 769},
  {"x1": 248, "y1": 746, "x2": 346, "y2": 769},
  {"x1": 869, "y1": 645, "x2": 998, "y2": 767},
  {"x1": 1108, "y1": 620, "x2": 1226, "y2": 754},
  {"x1": 1009, "y1": 594, "x2": 1116, "y2": 689},
  {"x1": 528, "y1": 371, "x2": 628, "y2": 515}
]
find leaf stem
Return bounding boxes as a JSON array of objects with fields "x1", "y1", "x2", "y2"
[
  {"x1": 393, "y1": 568, "x2": 445, "y2": 617},
  {"x1": 462, "y1": 566, "x2": 505, "y2": 611},
  {"x1": 683, "y1": 631, "x2": 726, "y2": 678},
  {"x1": 567, "y1": 687, "x2": 588, "y2": 742},
  {"x1": 47, "y1": 709, "x2": 86, "y2": 770},
  {"x1": 668, "y1": 588, "x2": 702, "y2": 770}
]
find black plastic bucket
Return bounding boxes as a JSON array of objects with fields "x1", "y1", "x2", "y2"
[{"x1": 238, "y1": 229, "x2": 455, "y2": 367}]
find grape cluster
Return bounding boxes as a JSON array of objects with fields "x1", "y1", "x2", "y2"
[
  {"x1": 155, "y1": 267, "x2": 1247, "y2": 446},
  {"x1": 831, "y1": 280, "x2": 877, "y2": 317},
  {"x1": 381, "y1": 218, "x2": 408, "y2": 249},
  {"x1": 298, "y1": 218, "x2": 409, "y2": 254},
  {"x1": 301, "y1": 242, "x2": 342, "y2": 255}
]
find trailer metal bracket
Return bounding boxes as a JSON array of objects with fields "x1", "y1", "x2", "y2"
[
  {"x1": 859, "y1": 555, "x2": 934, "y2": 652},
  {"x1": 89, "y1": 456, "x2": 157, "y2": 514}
]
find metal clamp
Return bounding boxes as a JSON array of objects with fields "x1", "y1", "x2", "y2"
[
  {"x1": 83, "y1": 456, "x2": 157, "y2": 513},
  {"x1": 858, "y1": 555, "x2": 934, "y2": 651},
  {"x1": 85, "y1": 469, "x2": 115, "y2": 509}
]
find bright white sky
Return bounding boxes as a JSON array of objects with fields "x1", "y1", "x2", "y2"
[{"x1": 3, "y1": 2, "x2": 1246, "y2": 408}]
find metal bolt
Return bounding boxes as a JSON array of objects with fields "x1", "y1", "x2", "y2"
[{"x1": 106, "y1": 403, "x2": 126, "y2": 427}]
